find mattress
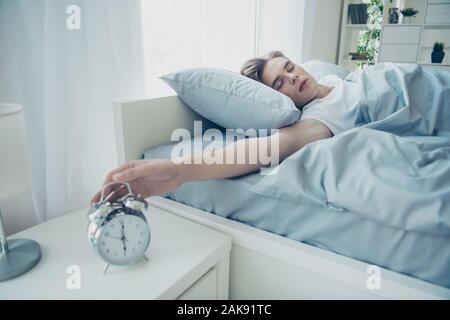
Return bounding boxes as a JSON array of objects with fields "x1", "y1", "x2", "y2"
[{"x1": 142, "y1": 135, "x2": 450, "y2": 289}]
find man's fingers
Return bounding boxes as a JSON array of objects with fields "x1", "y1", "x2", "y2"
[
  {"x1": 104, "y1": 161, "x2": 140, "y2": 184},
  {"x1": 112, "y1": 164, "x2": 152, "y2": 182},
  {"x1": 90, "y1": 191, "x2": 101, "y2": 205},
  {"x1": 92, "y1": 178, "x2": 129, "y2": 205},
  {"x1": 90, "y1": 160, "x2": 145, "y2": 205},
  {"x1": 103, "y1": 185, "x2": 129, "y2": 203},
  {"x1": 101, "y1": 183, "x2": 127, "y2": 203},
  {"x1": 101, "y1": 161, "x2": 141, "y2": 198},
  {"x1": 91, "y1": 183, "x2": 128, "y2": 205}
]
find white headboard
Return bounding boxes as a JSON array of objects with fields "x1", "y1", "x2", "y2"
[{"x1": 113, "y1": 95, "x2": 216, "y2": 165}]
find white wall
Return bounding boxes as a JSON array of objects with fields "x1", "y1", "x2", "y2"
[
  {"x1": 301, "y1": 0, "x2": 344, "y2": 63},
  {"x1": 257, "y1": 0, "x2": 343, "y2": 64}
]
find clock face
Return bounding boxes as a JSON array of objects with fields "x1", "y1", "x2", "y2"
[{"x1": 97, "y1": 214, "x2": 150, "y2": 265}]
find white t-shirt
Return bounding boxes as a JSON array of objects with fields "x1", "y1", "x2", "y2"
[{"x1": 300, "y1": 74, "x2": 362, "y2": 136}]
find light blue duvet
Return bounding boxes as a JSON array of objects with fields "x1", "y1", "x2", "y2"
[
  {"x1": 143, "y1": 63, "x2": 450, "y2": 288},
  {"x1": 347, "y1": 62, "x2": 450, "y2": 137}
]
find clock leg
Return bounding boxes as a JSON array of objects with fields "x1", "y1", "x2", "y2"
[
  {"x1": 142, "y1": 255, "x2": 149, "y2": 262},
  {"x1": 102, "y1": 263, "x2": 110, "y2": 275}
]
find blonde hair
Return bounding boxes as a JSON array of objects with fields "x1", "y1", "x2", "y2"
[{"x1": 240, "y1": 51, "x2": 287, "y2": 83}]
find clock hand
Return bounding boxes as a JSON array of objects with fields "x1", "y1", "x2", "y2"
[
  {"x1": 121, "y1": 220, "x2": 127, "y2": 256},
  {"x1": 122, "y1": 238, "x2": 127, "y2": 256},
  {"x1": 105, "y1": 234, "x2": 128, "y2": 242},
  {"x1": 121, "y1": 220, "x2": 125, "y2": 239}
]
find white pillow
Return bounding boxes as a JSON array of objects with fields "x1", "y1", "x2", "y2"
[{"x1": 159, "y1": 68, "x2": 301, "y2": 137}]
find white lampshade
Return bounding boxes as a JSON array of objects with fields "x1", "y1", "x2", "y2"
[
  {"x1": 0, "y1": 104, "x2": 31, "y2": 202},
  {"x1": 0, "y1": 104, "x2": 40, "y2": 283}
]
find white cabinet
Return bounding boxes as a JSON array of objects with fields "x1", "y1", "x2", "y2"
[
  {"x1": 425, "y1": 3, "x2": 450, "y2": 24},
  {"x1": 379, "y1": 44, "x2": 419, "y2": 61},
  {"x1": 379, "y1": 25, "x2": 421, "y2": 63},
  {"x1": 381, "y1": 26, "x2": 422, "y2": 43},
  {"x1": 178, "y1": 267, "x2": 218, "y2": 300}
]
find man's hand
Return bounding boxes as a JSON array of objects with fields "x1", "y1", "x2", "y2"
[{"x1": 90, "y1": 159, "x2": 183, "y2": 204}]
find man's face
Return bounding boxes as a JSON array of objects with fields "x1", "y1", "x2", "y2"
[{"x1": 261, "y1": 57, "x2": 319, "y2": 108}]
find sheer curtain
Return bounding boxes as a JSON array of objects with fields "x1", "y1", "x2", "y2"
[
  {"x1": 141, "y1": 0, "x2": 258, "y2": 98},
  {"x1": 0, "y1": 0, "x2": 145, "y2": 221},
  {"x1": 0, "y1": 0, "x2": 308, "y2": 227}
]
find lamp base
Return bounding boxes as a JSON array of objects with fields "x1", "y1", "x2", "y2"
[{"x1": 0, "y1": 239, "x2": 41, "y2": 281}]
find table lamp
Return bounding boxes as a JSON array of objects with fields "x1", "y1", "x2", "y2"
[{"x1": 0, "y1": 103, "x2": 41, "y2": 281}]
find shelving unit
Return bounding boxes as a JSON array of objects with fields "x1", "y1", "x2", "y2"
[
  {"x1": 378, "y1": 0, "x2": 450, "y2": 70},
  {"x1": 338, "y1": 0, "x2": 450, "y2": 71}
]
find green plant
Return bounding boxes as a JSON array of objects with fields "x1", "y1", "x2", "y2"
[
  {"x1": 433, "y1": 42, "x2": 445, "y2": 52},
  {"x1": 400, "y1": 7, "x2": 418, "y2": 17},
  {"x1": 356, "y1": 0, "x2": 383, "y2": 70}
]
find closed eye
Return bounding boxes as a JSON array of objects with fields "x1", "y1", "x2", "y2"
[
  {"x1": 276, "y1": 79, "x2": 283, "y2": 90},
  {"x1": 274, "y1": 62, "x2": 295, "y2": 90}
]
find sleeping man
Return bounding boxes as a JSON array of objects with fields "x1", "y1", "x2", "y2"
[{"x1": 91, "y1": 50, "x2": 450, "y2": 204}]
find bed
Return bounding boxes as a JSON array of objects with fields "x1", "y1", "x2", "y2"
[{"x1": 112, "y1": 93, "x2": 450, "y2": 299}]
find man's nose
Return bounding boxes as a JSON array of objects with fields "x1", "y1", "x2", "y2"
[{"x1": 288, "y1": 74, "x2": 299, "y2": 85}]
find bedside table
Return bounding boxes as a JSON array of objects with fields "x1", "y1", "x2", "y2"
[{"x1": 0, "y1": 201, "x2": 231, "y2": 299}]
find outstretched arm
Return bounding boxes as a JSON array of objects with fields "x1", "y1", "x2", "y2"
[
  {"x1": 90, "y1": 119, "x2": 332, "y2": 203},
  {"x1": 179, "y1": 119, "x2": 332, "y2": 181}
]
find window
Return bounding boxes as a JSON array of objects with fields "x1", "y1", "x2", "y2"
[{"x1": 141, "y1": 0, "x2": 257, "y2": 97}]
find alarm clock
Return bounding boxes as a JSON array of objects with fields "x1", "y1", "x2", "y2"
[{"x1": 87, "y1": 182, "x2": 151, "y2": 275}]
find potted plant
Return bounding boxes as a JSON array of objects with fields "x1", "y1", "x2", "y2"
[
  {"x1": 432, "y1": 42, "x2": 445, "y2": 63},
  {"x1": 400, "y1": 7, "x2": 418, "y2": 23}
]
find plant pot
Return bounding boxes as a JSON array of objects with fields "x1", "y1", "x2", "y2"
[
  {"x1": 402, "y1": 16, "x2": 412, "y2": 23},
  {"x1": 431, "y1": 51, "x2": 445, "y2": 63}
]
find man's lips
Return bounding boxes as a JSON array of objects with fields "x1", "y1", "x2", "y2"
[{"x1": 299, "y1": 78, "x2": 308, "y2": 93}]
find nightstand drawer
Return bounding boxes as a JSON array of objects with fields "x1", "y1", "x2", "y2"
[
  {"x1": 379, "y1": 44, "x2": 419, "y2": 62},
  {"x1": 426, "y1": 4, "x2": 450, "y2": 24},
  {"x1": 178, "y1": 267, "x2": 217, "y2": 300},
  {"x1": 381, "y1": 26, "x2": 421, "y2": 44}
]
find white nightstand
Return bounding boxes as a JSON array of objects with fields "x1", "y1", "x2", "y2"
[{"x1": 0, "y1": 200, "x2": 231, "y2": 299}]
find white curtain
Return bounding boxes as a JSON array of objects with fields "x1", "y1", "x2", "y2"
[
  {"x1": 140, "y1": 0, "x2": 258, "y2": 98},
  {"x1": 0, "y1": 0, "x2": 145, "y2": 220},
  {"x1": 0, "y1": 0, "x2": 308, "y2": 225}
]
